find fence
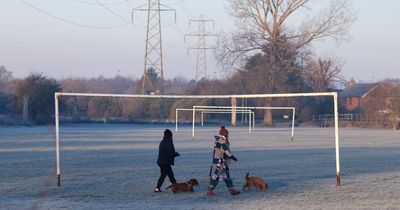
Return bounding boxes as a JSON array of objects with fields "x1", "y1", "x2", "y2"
[{"x1": 312, "y1": 114, "x2": 377, "y2": 122}]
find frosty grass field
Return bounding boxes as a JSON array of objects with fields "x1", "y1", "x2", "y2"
[{"x1": 1, "y1": 123, "x2": 400, "y2": 210}]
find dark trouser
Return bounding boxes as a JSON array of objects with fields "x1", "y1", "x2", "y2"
[
  {"x1": 156, "y1": 163, "x2": 177, "y2": 188},
  {"x1": 208, "y1": 159, "x2": 233, "y2": 190}
]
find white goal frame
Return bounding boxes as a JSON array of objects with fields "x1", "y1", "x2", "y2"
[
  {"x1": 192, "y1": 106, "x2": 296, "y2": 141},
  {"x1": 199, "y1": 110, "x2": 255, "y2": 129},
  {"x1": 54, "y1": 92, "x2": 341, "y2": 187},
  {"x1": 175, "y1": 108, "x2": 255, "y2": 133}
]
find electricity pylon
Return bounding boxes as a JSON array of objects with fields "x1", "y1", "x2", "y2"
[
  {"x1": 133, "y1": 0, "x2": 175, "y2": 94},
  {"x1": 185, "y1": 15, "x2": 218, "y2": 82}
]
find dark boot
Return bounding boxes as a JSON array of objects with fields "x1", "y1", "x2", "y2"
[{"x1": 229, "y1": 188, "x2": 240, "y2": 195}]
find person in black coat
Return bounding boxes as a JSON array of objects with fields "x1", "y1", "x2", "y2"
[{"x1": 154, "y1": 129, "x2": 180, "y2": 192}]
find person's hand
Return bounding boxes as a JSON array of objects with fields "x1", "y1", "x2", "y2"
[{"x1": 230, "y1": 155, "x2": 238, "y2": 161}]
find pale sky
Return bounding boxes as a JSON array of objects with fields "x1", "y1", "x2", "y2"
[{"x1": 1, "y1": 0, "x2": 399, "y2": 82}]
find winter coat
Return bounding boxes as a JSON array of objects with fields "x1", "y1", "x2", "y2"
[
  {"x1": 157, "y1": 136, "x2": 179, "y2": 165},
  {"x1": 212, "y1": 135, "x2": 234, "y2": 165}
]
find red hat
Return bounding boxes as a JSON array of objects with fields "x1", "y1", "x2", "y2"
[{"x1": 219, "y1": 126, "x2": 229, "y2": 138}]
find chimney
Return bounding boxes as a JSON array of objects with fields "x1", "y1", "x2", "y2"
[{"x1": 348, "y1": 78, "x2": 356, "y2": 86}]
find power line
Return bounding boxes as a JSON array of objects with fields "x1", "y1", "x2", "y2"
[
  {"x1": 73, "y1": 0, "x2": 128, "y2": 6},
  {"x1": 19, "y1": 0, "x2": 130, "y2": 29},
  {"x1": 179, "y1": 0, "x2": 193, "y2": 19},
  {"x1": 94, "y1": 0, "x2": 132, "y2": 23},
  {"x1": 93, "y1": 0, "x2": 147, "y2": 38}
]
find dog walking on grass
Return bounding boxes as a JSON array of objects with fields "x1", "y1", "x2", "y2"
[
  {"x1": 165, "y1": 178, "x2": 199, "y2": 193},
  {"x1": 242, "y1": 173, "x2": 269, "y2": 192}
]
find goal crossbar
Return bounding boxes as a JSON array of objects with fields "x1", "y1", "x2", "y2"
[
  {"x1": 199, "y1": 110, "x2": 255, "y2": 129},
  {"x1": 192, "y1": 106, "x2": 296, "y2": 141},
  {"x1": 54, "y1": 92, "x2": 341, "y2": 187},
  {"x1": 175, "y1": 108, "x2": 255, "y2": 133}
]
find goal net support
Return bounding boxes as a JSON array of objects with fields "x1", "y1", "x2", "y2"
[
  {"x1": 199, "y1": 110, "x2": 255, "y2": 129},
  {"x1": 175, "y1": 108, "x2": 255, "y2": 133},
  {"x1": 54, "y1": 92, "x2": 341, "y2": 187},
  {"x1": 192, "y1": 106, "x2": 296, "y2": 141}
]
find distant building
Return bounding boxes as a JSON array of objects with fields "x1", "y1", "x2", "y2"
[{"x1": 339, "y1": 82, "x2": 387, "y2": 112}]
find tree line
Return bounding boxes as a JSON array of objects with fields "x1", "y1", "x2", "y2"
[
  {"x1": 0, "y1": 67, "x2": 399, "y2": 126},
  {"x1": 0, "y1": 63, "x2": 343, "y2": 125}
]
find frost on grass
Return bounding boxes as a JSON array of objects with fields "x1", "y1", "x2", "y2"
[{"x1": 1, "y1": 125, "x2": 400, "y2": 209}]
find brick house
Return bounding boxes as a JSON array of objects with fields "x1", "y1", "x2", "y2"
[{"x1": 339, "y1": 83, "x2": 387, "y2": 112}]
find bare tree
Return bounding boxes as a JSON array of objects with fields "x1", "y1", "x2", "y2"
[
  {"x1": 305, "y1": 56, "x2": 345, "y2": 92},
  {"x1": 220, "y1": 0, "x2": 356, "y2": 66},
  {"x1": 218, "y1": 0, "x2": 356, "y2": 125}
]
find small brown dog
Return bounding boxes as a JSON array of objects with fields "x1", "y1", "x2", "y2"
[
  {"x1": 242, "y1": 173, "x2": 269, "y2": 191},
  {"x1": 165, "y1": 178, "x2": 199, "y2": 193}
]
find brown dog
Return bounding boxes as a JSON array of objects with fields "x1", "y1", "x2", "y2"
[
  {"x1": 165, "y1": 178, "x2": 199, "y2": 193},
  {"x1": 242, "y1": 173, "x2": 269, "y2": 191}
]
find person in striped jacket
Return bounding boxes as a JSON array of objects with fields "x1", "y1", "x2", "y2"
[{"x1": 206, "y1": 126, "x2": 240, "y2": 196}]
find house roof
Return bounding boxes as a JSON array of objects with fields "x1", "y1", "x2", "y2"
[{"x1": 339, "y1": 83, "x2": 379, "y2": 97}]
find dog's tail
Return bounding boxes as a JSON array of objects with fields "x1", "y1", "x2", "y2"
[
  {"x1": 165, "y1": 185, "x2": 172, "y2": 190},
  {"x1": 245, "y1": 173, "x2": 250, "y2": 180}
]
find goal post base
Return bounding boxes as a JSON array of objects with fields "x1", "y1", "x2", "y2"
[
  {"x1": 57, "y1": 174, "x2": 61, "y2": 187},
  {"x1": 336, "y1": 172, "x2": 341, "y2": 186}
]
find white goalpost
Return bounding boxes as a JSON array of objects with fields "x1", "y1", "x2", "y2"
[
  {"x1": 191, "y1": 106, "x2": 296, "y2": 141},
  {"x1": 54, "y1": 92, "x2": 341, "y2": 187},
  {"x1": 199, "y1": 110, "x2": 255, "y2": 128},
  {"x1": 175, "y1": 108, "x2": 254, "y2": 133}
]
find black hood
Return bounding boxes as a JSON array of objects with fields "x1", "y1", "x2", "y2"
[{"x1": 163, "y1": 129, "x2": 173, "y2": 141}]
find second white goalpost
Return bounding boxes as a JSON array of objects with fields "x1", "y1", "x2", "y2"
[
  {"x1": 175, "y1": 108, "x2": 255, "y2": 133},
  {"x1": 191, "y1": 106, "x2": 296, "y2": 141}
]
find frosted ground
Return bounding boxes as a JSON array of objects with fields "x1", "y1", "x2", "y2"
[{"x1": 1, "y1": 124, "x2": 400, "y2": 210}]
